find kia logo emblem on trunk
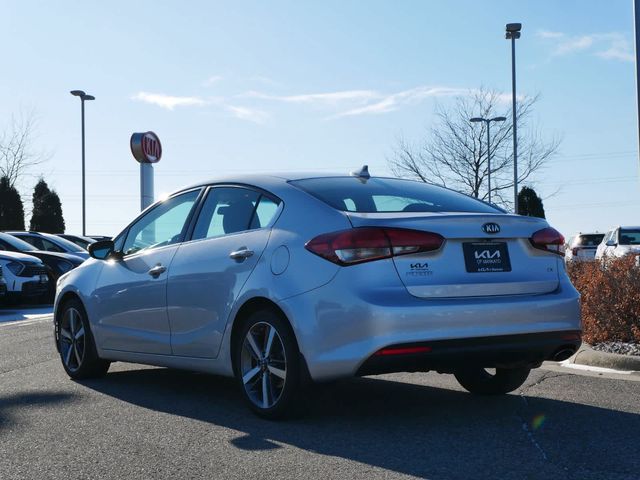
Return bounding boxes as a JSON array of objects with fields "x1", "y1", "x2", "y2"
[{"x1": 482, "y1": 223, "x2": 501, "y2": 234}]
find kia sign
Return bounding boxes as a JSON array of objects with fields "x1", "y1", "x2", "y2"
[{"x1": 130, "y1": 131, "x2": 162, "y2": 164}]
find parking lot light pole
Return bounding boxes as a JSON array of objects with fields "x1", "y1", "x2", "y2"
[
  {"x1": 470, "y1": 116, "x2": 507, "y2": 204},
  {"x1": 505, "y1": 22, "x2": 521, "y2": 214},
  {"x1": 70, "y1": 90, "x2": 95, "y2": 236}
]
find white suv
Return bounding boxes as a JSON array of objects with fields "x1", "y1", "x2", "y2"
[
  {"x1": 564, "y1": 232, "x2": 605, "y2": 262},
  {"x1": 0, "y1": 251, "x2": 49, "y2": 303},
  {"x1": 595, "y1": 226, "x2": 640, "y2": 260}
]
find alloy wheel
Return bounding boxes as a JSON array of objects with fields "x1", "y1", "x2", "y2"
[
  {"x1": 240, "y1": 321, "x2": 287, "y2": 409},
  {"x1": 59, "y1": 307, "x2": 86, "y2": 372}
]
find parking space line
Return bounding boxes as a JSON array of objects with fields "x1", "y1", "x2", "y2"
[{"x1": 0, "y1": 316, "x2": 52, "y2": 328}]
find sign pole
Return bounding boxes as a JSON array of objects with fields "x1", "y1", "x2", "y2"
[
  {"x1": 130, "y1": 131, "x2": 162, "y2": 211},
  {"x1": 140, "y1": 163, "x2": 154, "y2": 211}
]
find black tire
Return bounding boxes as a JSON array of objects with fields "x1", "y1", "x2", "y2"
[
  {"x1": 56, "y1": 298, "x2": 110, "y2": 379},
  {"x1": 454, "y1": 366, "x2": 531, "y2": 395},
  {"x1": 233, "y1": 308, "x2": 301, "y2": 420}
]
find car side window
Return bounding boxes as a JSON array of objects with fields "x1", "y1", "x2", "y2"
[
  {"x1": 122, "y1": 189, "x2": 200, "y2": 256},
  {"x1": 192, "y1": 187, "x2": 261, "y2": 240},
  {"x1": 40, "y1": 238, "x2": 65, "y2": 252},
  {"x1": 250, "y1": 195, "x2": 280, "y2": 229},
  {"x1": 18, "y1": 236, "x2": 41, "y2": 250},
  {"x1": 604, "y1": 231, "x2": 613, "y2": 244}
]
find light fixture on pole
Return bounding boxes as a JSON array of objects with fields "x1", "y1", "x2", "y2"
[
  {"x1": 505, "y1": 22, "x2": 521, "y2": 214},
  {"x1": 470, "y1": 116, "x2": 507, "y2": 204},
  {"x1": 70, "y1": 90, "x2": 95, "y2": 236}
]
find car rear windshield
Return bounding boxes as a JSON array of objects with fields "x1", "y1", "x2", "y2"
[
  {"x1": 575, "y1": 234, "x2": 604, "y2": 247},
  {"x1": 290, "y1": 177, "x2": 502, "y2": 214},
  {"x1": 619, "y1": 229, "x2": 640, "y2": 245}
]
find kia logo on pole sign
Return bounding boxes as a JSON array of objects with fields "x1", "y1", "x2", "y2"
[
  {"x1": 130, "y1": 131, "x2": 162, "y2": 163},
  {"x1": 482, "y1": 222, "x2": 501, "y2": 234}
]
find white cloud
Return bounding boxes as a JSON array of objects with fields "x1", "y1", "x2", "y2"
[
  {"x1": 131, "y1": 84, "x2": 523, "y2": 122},
  {"x1": 335, "y1": 86, "x2": 468, "y2": 117},
  {"x1": 241, "y1": 89, "x2": 378, "y2": 105},
  {"x1": 202, "y1": 75, "x2": 223, "y2": 87},
  {"x1": 596, "y1": 38, "x2": 635, "y2": 62},
  {"x1": 537, "y1": 30, "x2": 564, "y2": 39},
  {"x1": 242, "y1": 85, "x2": 469, "y2": 117},
  {"x1": 538, "y1": 30, "x2": 634, "y2": 63},
  {"x1": 131, "y1": 91, "x2": 206, "y2": 110},
  {"x1": 226, "y1": 105, "x2": 270, "y2": 124},
  {"x1": 555, "y1": 35, "x2": 595, "y2": 55}
]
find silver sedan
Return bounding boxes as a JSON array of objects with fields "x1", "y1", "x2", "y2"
[{"x1": 54, "y1": 171, "x2": 581, "y2": 418}]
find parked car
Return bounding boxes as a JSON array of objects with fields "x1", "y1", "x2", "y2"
[
  {"x1": 0, "y1": 251, "x2": 49, "y2": 303},
  {"x1": 57, "y1": 234, "x2": 96, "y2": 251},
  {"x1": 0, "y1": 265, "x2": 7, "y2": 301},
  {"x1": 87, "y1": 235, "x2": 112, "y2": 242},
  {"x1": 595, "y1": 226, "x2": 640, "y2": 260},
  {"x1": 7, "y1": 231, "x2": 90, "y2": 259},
  {"x1": 0, "y1": 232, "x2": 84, "y2": 301},
  {"x1": 54, "y1": 171, "x2": 581, "y2": 418},
  {"x1": 564, "y1": 232, "x2": 605, "y2": 262}
]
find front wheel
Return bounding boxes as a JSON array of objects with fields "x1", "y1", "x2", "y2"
[
  {"x1": 234, "y1": 309, "x2": 301, "y2": 419},
  {"x1": 454, "y1": 367, "x2": 530, "y2": 395},
  {"x1": 57, "y1": 299, "x2": 110, "y2": 379}
]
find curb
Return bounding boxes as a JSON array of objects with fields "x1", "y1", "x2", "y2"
[{"x1": 566, "y1": 344, "x2": 640, "y2": 372}]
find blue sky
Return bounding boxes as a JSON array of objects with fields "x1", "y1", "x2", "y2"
[{"x1": 1, "y1": 0, "x2": 638, "y2": 237}]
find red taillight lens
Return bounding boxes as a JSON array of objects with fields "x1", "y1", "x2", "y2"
[
  {"x1": 530, "y1": 227, "x2": 565, "y2": 256},
  {"x1": 305, "y1": 227, "x2": 444, "y2": 265}
]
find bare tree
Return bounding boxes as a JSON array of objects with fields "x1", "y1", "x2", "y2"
[
  {"x1": 388, "y1": 88, "x2": 561, "y2": 207},
  {"x1": 0, "y1": 111, "x2": 48, "y2": 189}
]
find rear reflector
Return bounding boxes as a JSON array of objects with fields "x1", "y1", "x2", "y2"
[
  {"x1": 530, "y1": 227, "x2": 565, "y2": 256},
  {"x1": 561, "y1": 333, "x2": 581, "y2": 341},
  {"x1": 305, "y1": 227, "x2": 444, "y2": 266},
  {"x1": 374, "y1": 346, "x2": 432, "y2": 356}
]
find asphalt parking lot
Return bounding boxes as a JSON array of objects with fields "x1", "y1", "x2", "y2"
[{"x1": 1, "y1": 317, "x2": 639, "y2": 480}]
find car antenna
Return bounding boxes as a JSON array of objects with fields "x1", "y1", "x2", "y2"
[{"x1": 350, "y1": 164, "x2": 370, "y2": 182}]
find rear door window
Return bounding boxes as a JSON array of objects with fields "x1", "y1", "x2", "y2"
[
  {"x1": 191, "y1": 187, "x2": 280, "y2": 241},
  {"x1": 290, "y1": 177, "x2": 501, "y2": 214}
]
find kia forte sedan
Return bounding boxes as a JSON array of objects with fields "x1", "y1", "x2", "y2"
[{"x1": 54, "y1": 170, "x2": 581, "y2": 418}]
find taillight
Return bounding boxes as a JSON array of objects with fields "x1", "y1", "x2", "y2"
[
  {"x1": 530, "y1": 227, "x2": 565, "y2": 256},
  {"x1": 305, "y1": 227, "x2": 444, "y2": 265}
]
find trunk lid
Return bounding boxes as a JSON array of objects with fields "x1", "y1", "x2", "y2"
[{"x1": 346, "y1": 211, "x2": 560, "y2": 298}]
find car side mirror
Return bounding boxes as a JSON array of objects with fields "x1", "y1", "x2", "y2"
[
  {"x1": 88, "y1": 240, "x2": 118, "y2": 260},
  {"x1": 606, "y1": 240, "x2": 616, "y2": 247}
]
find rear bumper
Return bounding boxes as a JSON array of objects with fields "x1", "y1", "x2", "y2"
[
  {"x1": 356, "y1": 330, "x2": 581, "y2": 376},
  {"x1": 278, "y1": 260, "x2": 582, "y2": 382}
]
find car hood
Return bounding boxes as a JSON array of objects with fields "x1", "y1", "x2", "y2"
[{"x1": 0, "y1": 251, "x2": 44, "y2": 264}]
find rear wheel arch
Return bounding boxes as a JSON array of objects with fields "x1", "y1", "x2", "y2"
[{"x1": 230, "y1": 297, "x2": 298, "y2": 369}]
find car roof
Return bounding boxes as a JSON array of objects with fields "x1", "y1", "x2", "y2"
[{"x1": 176, "y1": 172, "x2": 343, "y2": 191}]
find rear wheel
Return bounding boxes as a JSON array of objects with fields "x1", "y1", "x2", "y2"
[
  {"x1": 454, "y1": 367, "x2": 530, "y2": 395},
  {"x1": 57, "y1": 299, "x2": 110, "y2": 379},
  {"x1": 234, "y1": 309, "x2": 300, "y2": 419}
]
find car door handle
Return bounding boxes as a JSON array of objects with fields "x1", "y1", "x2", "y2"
[
  {"x1": 229, "y1": 248, "x2": 254, "y2": 260},
  {"x1": 148, "y1": 264, "x2": 167, "y2": 278}
]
